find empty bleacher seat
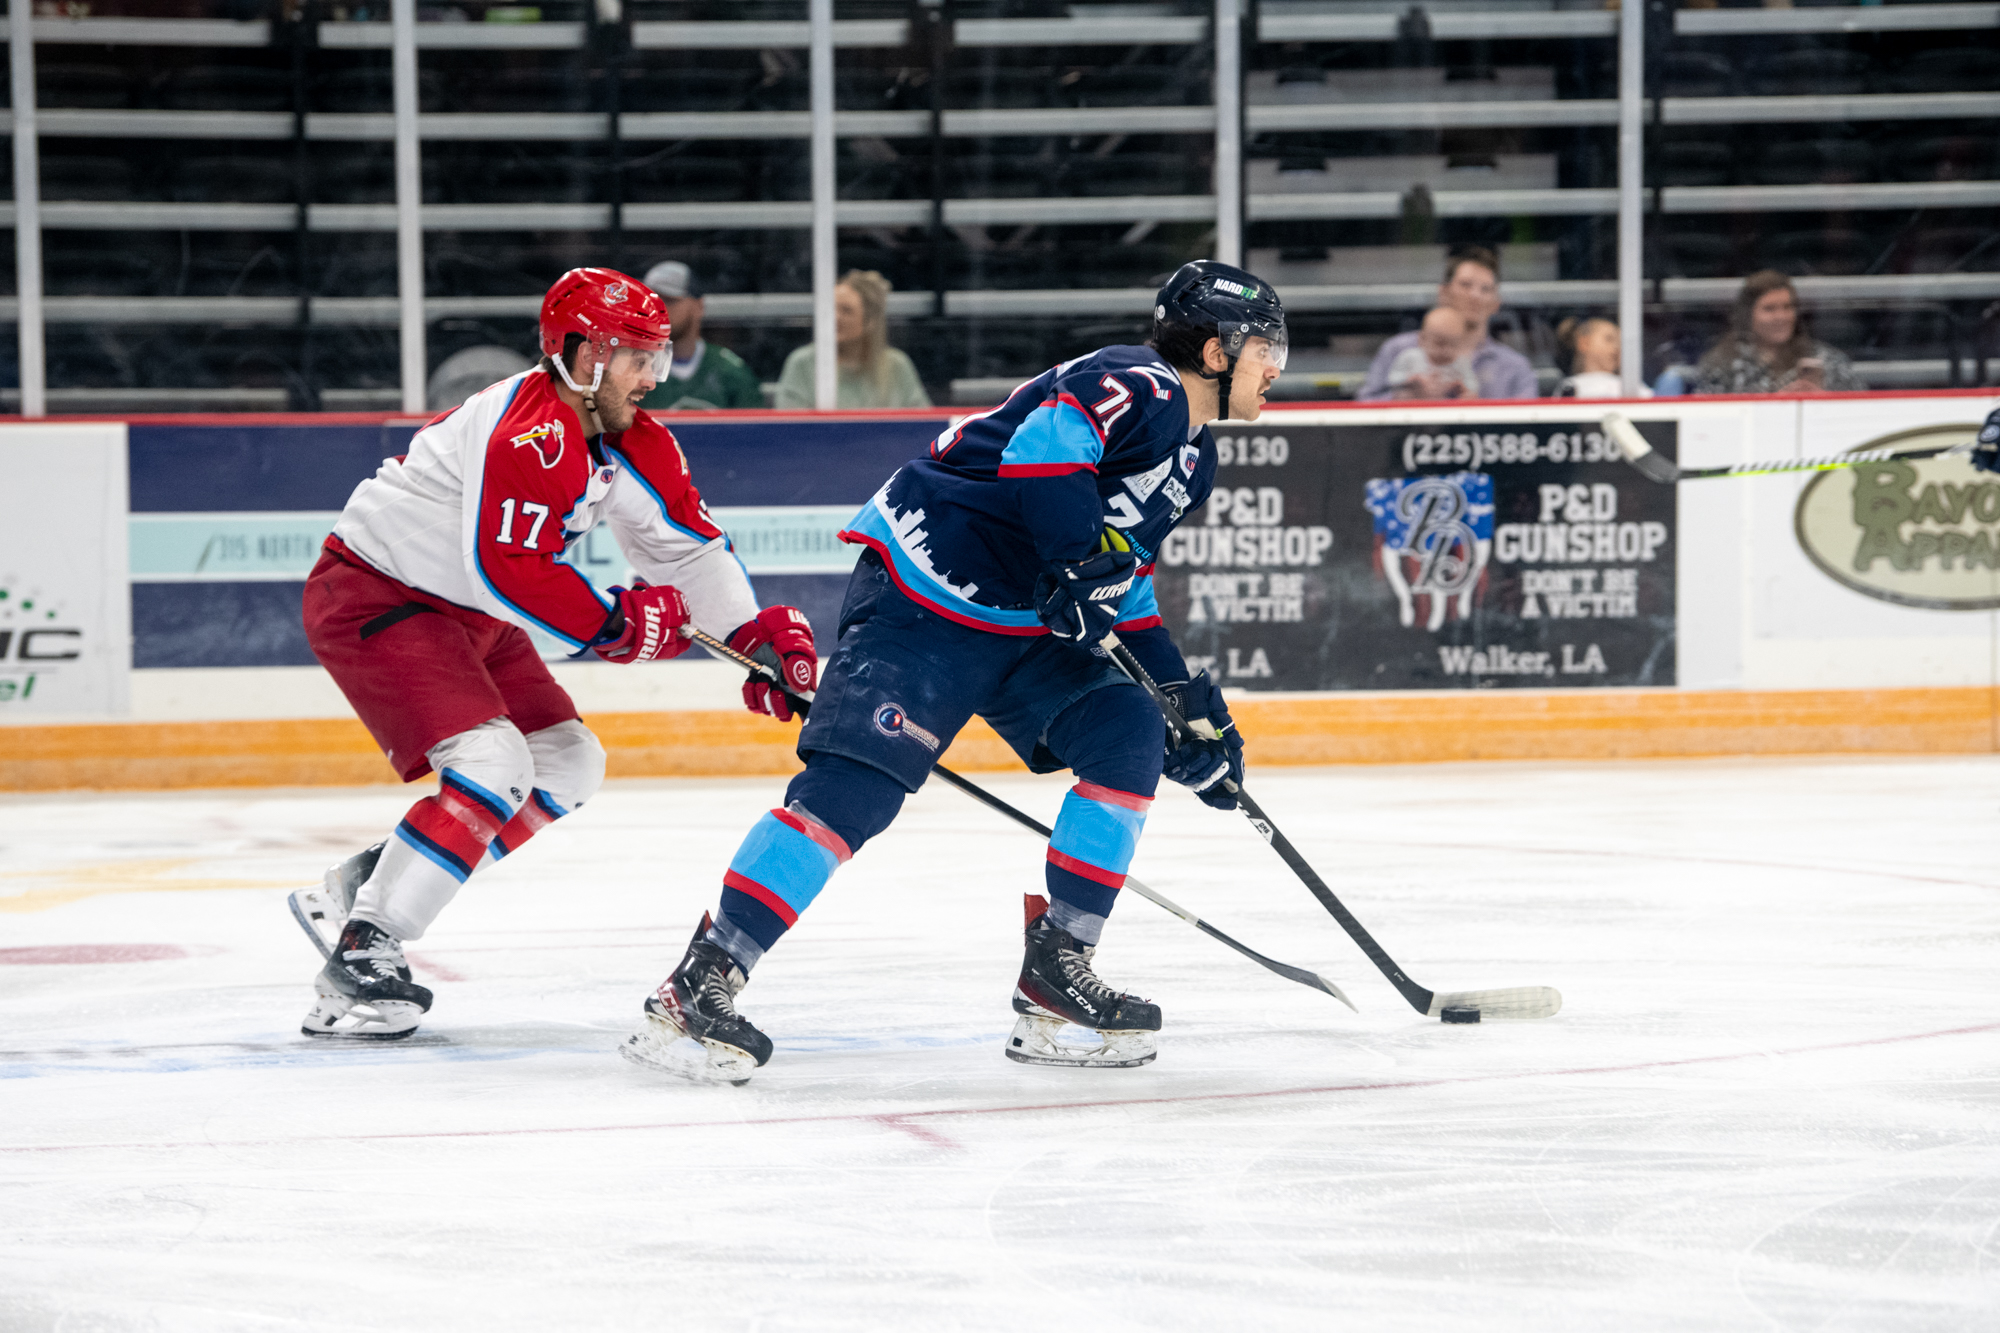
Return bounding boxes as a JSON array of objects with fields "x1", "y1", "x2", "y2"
[
  {"x1": 37, "y1": 63, "x2": 130, "y2": 110},
  {"x1": 1062, "y1": 152, "x2": 1203, "y2": 197},
  {"x1": 1069, "y1": 65, "x2": 1206, "y2": 107},
  {"x1": 162, "y1": 66, "x2": 295, "y2": 113},
  {"x1": 316, "y1": 67, "x2": 446, "y2": 114},
  {"x1": 43, "y1": 246, "x2": 162, "y2": 296},
  {"x1": 450, "y1": 66, "x2": 591, "y2": 115},
  {"x1": 945, "y1": 67, "x2": 1056, "y2": 110},
  {"x1": 624, "y1": 156, "x2": 750, "y2": 204},
  {"x1": 620, "y1": 67, "x2": 761, "y2": 113},
  {"x1": 1881, "y1": 134, "x2": 2000, "y2": 183},
  {"x1": 1754, "y1": 138, "x2": 1875, "y2": 186},
  {"x1": 951, "y1": 153, "x2": 1058, "y2": 199},
  {"x1": 1659, "y1": 232, "x2": 1736, "y2": 279},
  {"x1": 311, "y1": 155, "x2": 446, "y2": 205},
  {"x1": 1656, "y1": 141, "x2": 1734, "y2": 188},
  {"x1": 38, "y1": 157, "x2": 137, "y2": 202},
  {"x1": 172, "y1": 158, "x2": 300, "y2": 205},
  {"x1": 1888, "y1": 49, "x2": 2000, "y2": 95},
  {"x1": 1745, "y1": 50, "x2": 1872, "y2": 98},
  {"x1": 1661, "y1": 51, "x2": 1735, "y2": 99},
  {"x1": 1756, "y1": 229, "x2": 1881, "y2": 277}
]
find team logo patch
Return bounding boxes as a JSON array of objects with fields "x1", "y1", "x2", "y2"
[
  {"x1": 1363, "y1": 471, "x2": 1494, "y2": 632},
  {"x1": 873, "y1": 702, "x2": 940, "y2": 752},
  {"x1": 603, "y1": 282, "x2": 628, "y2": 306},
  {"x1": 1179, "y1": 442, "x2": 1200, "y2": 476},
  {"x1": 511, "y1": 420, "x2": 566, "y2": 469}
]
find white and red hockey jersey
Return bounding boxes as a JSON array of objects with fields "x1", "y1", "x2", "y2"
[{"x1": 333, "y1": 368, "x2": 760, "y2": 650}]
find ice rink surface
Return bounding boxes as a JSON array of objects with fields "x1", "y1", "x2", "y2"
[{"x1": 2, "y1": 756, "x2": 1997, "y2": 1332}]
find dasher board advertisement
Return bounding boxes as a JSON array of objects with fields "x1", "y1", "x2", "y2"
[
  {"x1": 1155, "y1": 418, "x2": 1678, "y2": 691},
  {"x1": 0, "y1": 423, "x2": 132, "y2": 716}
]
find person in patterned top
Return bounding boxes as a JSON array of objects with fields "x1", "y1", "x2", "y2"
[{"x1": 1692, "y1": 271, "x2": 1864, "y2": 395}]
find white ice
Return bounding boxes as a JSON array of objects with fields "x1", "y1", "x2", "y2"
[{"x1": 2, "y1": 757, "x2": 1998, "y2": 1332}]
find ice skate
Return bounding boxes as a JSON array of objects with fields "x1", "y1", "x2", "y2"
[
  {"x1": 621, "y1": 914, "x2": 772, "y2": 1085},
  {"x1": 287, "y1": 841, "x2": 385, "y2": 960},
  {"x1": 1008, "y1": 905, "x2": 1160, "y2": 1068},
  {"x1": 300, "y1": 918, "x2": 432, "y2": 1040}
]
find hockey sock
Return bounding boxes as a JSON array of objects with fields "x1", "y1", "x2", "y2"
[
  {"x1": 710, "y1": 802, "x2": 853, "y2": 972},
  {"x1": 351, "y1": 767, "x2": 519, "y2": 940},
  {"x1": 1044, "y1": 781, "x2": 1153, "y2": 946},
  {"x1": 485, "y1": 788, "x2": 566, "y2": 862}
]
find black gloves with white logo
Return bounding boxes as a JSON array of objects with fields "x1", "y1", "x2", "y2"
[
  {"x1": 1034, "y1": 549, "x2": 1137, "y2": 654},
  {"x1": 1161, "y1": 670, "x2": 1244, "y2": 810}
]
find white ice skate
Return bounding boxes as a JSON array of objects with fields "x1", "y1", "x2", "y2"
[
  {"x1": 301, "y1": 975, "x2": 427, "y2": 1040},
  {"x1": 288, "y1": 842, "x2": 384, "y2": 960},
  {"x1": 619, "y1": 1009, "x2": 760, "y2": 1086},
  {"x1": 300, "y1": 918, "x2": 432, "y2": 1041},
  {"x1": 1006, "y1": 1013, "x2": 1158, "y2": 1068}
]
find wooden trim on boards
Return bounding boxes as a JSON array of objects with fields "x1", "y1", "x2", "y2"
[{"x1": 3, "y1": 687, "x2": 1995, "y2": 792}]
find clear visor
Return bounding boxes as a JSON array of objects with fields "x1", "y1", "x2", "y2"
[
  {"x1": 1233, "y1": 330, "x2": 1288, "y2": 372},
  {"x1": 605, "y1": 343, "x2": 670, "y2": 381}
]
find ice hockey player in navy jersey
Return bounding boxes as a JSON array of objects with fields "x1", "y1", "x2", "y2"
[
  {"x1": 623, "y1": 261, "x2": 1287, "y2": 1081},
  {"x1": 288, "y1": 268, "x2": 818, "y2": 1040}
]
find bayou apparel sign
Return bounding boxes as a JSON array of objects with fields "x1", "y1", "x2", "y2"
[{"x1": 1154, "y1": 418, "x2": 1678, "y2": 690}]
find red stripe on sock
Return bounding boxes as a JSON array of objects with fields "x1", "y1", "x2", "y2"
[
  {"x1": 772, "y1": 807, "x2": 853, "y2": 863},
  {"x1": 1046, "y1": 847, "x2": 1126, "y2": 889},
  {"x1": 1072, "y1": 781, "x2": 1154, "y2": 812},
  {"x1": 404, "y1": 796, "x2": 494, "y2": 868},
  {"x1": 722, "y1": 869, "x2": 800, "y2": 927},
  {"x1": 434, "y1": 784, "x2": 510, "y2": 842}
]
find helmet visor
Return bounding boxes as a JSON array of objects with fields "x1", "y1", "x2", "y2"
[
  {"x1": 1232, "y1": 328, "x2": 1289, "y2": 373},
  {"x1": 607, "y1": 342, "x2": 671, "y2": 381}
]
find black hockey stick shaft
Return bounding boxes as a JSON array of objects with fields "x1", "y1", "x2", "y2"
[
  {"x1": 1602, "y1": 411, "x2": 1968, "y2": 483},
  {"x1": 683, "y1": 625, "x2": 1350, "y2": 1003},
  {"x1": 927, "y1": 764, "x2": 1354, "y2": 1007},
  {"x1": 1101, "y1": 633, "x2": 1439, "y2": 1015}
]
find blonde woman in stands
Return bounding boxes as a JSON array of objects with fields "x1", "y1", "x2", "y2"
[
  {"x1": 1692, "y1": 271, "x2": 1864, "y2": 395},
  {"x1": 775, "y1": 269, "x2": 932, "y2": 409}
]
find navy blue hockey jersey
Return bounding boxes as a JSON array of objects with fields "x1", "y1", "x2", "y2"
[{"x1": 840, "y1": 345, "x2": 1215, "y2": 638}]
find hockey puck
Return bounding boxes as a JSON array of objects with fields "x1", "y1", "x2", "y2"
[{"x1": 1439, "y1": 1006, "x2": 1481, "y2": 1024}]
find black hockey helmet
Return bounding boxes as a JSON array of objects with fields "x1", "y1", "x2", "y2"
[{"x1": 1152, "y1": 260, "x2": 1287, "y2": 416}]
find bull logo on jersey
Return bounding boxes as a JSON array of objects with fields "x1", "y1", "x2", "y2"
[
  {"x1": 1364, "y1": 471, "x2": 1494, "y2": 631},
  {"x1": 511, "y1": 420, "x2": 566, "y2": 469}
]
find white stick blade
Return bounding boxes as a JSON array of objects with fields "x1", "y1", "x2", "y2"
[
  {"x1": 1427, "y1": 986, "x2": 1563, "y2": 1021},
  {"x1": 1600, "y1": 412, "x2": 1651, "y2": 461}
]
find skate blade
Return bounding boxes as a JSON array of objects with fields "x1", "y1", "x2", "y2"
[
  {"x1": 1005, "y1": 1014, "x2": 1156, "y2": 1068},
  {"x1": 287, "y1": 885, "x2": 345, "y2": 962},
  {"x1": 300, "y1": 982, "x2": 422, "y2": 1041},
  {"x1": 619, "y1": 1013, "x2": 757, "y2": 1086}
]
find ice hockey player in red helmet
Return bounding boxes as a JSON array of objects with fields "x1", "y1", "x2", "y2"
[{"x1": 289, "y1": 266, "x2": 819, "y2": 1040}]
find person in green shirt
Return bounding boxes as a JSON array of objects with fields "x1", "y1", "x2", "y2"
[
  {"x1": 774, "y1": 269, "x2": 933, "y2": 410},
  {"x1": 638, "y1": 261, "x2": 765, "y2": 412}
]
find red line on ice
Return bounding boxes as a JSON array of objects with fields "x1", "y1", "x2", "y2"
[{"x1": 4, "y1": 1019, "x2": 1996, "y2": 1156}]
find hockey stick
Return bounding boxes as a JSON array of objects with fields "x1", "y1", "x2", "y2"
[
  {"x1": 1603, "y1": 411, "x2": 1969, "y2": 484},
  {"x1": 925, "y1": 765, "x2": 1354, "y2": 1009},
  {"x1": 678, "y1": 624, "x2": 1352, "y2": 1005},
  {"x1": 1101, "y1": 632, "x2": 1562, "y2": 1023}
]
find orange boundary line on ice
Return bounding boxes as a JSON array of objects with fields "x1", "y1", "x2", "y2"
[{"x1": 4, "y1": 1020, "x2": 1994, "y2": 1155}]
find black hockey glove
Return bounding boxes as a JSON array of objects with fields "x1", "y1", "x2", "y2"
[
  {"x1": 1970, "y1": 406, "x2": 2000, "y2": 474},
  {"x1": 1160, "y1": 670, "x2": 1244, "y2": 811},
  {"x1": 1034, "y1": 548, "x2": 1137, "y2": 655}
]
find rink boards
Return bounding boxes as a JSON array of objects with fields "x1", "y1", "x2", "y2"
[{"x1": 3, "y1": 390, "x2": 1999, "y2": 788}]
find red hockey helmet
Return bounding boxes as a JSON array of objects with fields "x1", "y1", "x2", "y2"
[{"x1": 539, "y1": 267, "x2": 672, "y2": 398}]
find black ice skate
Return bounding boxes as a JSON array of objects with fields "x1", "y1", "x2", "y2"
[
  {"x1": 301, "y1": 918, "x2": 432, "y2": 1040},
  {"x1": 288, "y1": 841, "x2": 385, "y2": 960},
  {"x1": 1008, "y1": 897, "x2": 1161, "y2": 1068},
  {"x1": 620, "y1": 913, "x2": 772, "y2": 1085}
]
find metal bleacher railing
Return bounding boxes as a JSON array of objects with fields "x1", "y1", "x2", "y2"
[{"x1": 3, "y1": 2, "x2": 1998, "y2": 413}]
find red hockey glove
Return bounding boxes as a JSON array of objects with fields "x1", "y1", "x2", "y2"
[
  {"x1": 726, "y1": 606, "x2": 818, "y2": 721},
  {"x1": 593, "y1": 581, "x2": 691, "y2": 663}
]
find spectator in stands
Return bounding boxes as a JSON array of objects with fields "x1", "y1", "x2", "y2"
[
  {"x1": 639, "y1": 261, "x2": 763, "y2": 411},
  {"x1": 1552, "y1": 315, "x2": 1649, "y2": 398},
  {"x1": 1385, "y1": 307, "x2": 1480, "y2": 399},
  {"x1": 775, "y1": 270, "x2": 931, "y2": 410},
  {"x1": 1359, "y1": 245, "x2": 1538, "y2": 401},
  {"x1": 1692, "y1": 271, "x2": 1864, "y2": 395}
]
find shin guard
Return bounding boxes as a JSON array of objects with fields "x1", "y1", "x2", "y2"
[{"x1": 708, "y1": 803, "x2": 853, "y2": 972}]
